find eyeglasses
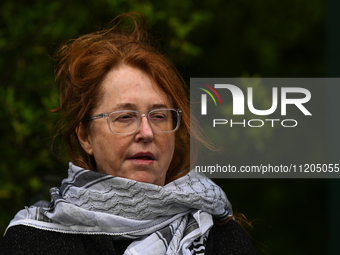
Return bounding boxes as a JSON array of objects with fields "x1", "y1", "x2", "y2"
[{"x1": 83, "y1": 108, "x2": 182, "y2": 135}]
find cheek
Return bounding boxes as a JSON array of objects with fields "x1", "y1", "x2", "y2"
[
  {"x1": 92, "y1": 135, "x2": 131, "y2": 173},
  {"x1": 90, "y1": 124, "x2": 127, "y2": 163},
  {"x1": 93, "y1": 135, "x2": 129, "y2": 158},
  {"x1": 162, "y1": 134, "x2": 176, "y2": 160}
]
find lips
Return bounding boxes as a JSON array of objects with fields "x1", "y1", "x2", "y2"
[{"x1": 128, "y1": 152, "x2": 155, "y2": 165}]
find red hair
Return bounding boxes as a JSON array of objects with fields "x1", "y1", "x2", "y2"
[{"x1": 52, "y1": 13, "x2": 191, "y2": 183}]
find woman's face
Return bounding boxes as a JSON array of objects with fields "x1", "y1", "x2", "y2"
[{"x1": 77, "y1": 65, "x2": 175, "y2": 186}]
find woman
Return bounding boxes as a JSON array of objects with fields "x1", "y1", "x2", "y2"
[{"x1": 0, "y1": 13, "x2": 257, "y2": 254}]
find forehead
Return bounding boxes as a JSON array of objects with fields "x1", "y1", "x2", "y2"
[{"x1": 98, "y1": 66, "x2": 171, "y2": 111}]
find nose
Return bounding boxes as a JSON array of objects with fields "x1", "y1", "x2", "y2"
[{"x1": 135, "y1": 114, "x2": 154, "y2": 142}]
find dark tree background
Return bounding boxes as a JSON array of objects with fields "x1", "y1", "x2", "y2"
[{"x1": 0, "y1": 0, "x2": 331, "y2": 254}]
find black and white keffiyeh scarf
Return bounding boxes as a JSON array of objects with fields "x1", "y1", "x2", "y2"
[{"x1": 6, "y1": 163, "x2": 233, "y2": 255}]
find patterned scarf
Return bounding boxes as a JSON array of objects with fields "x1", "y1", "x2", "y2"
[{"x1": 6, "y1": 163, "x2": 232, "y2": 255}]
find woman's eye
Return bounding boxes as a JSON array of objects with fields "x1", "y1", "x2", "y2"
[
  {"x1": 112, "y1": 113, "x2": 136, "y2": 122},
  {"x1": 120, "y1": 115, "x2": 132, "y2": 119},
  {"x1": 150, "y1": 113, "x2": 166, "y2": 120}
]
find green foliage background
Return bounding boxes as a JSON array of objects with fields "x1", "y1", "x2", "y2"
[{"x1": 0, "y1": 0, "x2": 328, "y2": 254}]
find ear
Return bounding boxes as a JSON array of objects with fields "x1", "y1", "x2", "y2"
[{"x1": 76, "y1": 123, "x2": 93, "y2": 155}]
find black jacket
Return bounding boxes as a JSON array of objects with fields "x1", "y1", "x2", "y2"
[{"x1": 0, "y1": 220, "x2": 257, "y2": 254}]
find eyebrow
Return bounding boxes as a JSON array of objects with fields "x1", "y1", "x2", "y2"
[
  {"x1": 112, "y1": 103, "x2": 170, "y2": 111},
  {"x1": 113, "y1": 103, "x2": 136, "y2": 111}
]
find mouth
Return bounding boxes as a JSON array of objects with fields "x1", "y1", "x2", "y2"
[{"x1": 128, "y1": 152, "x2": 155, "y2": 165}]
